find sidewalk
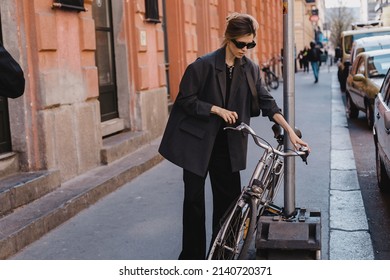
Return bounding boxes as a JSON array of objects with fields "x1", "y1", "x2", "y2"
[
  {"x1": 329, "y1": 70, "x2": 374, "y2": 259},
  {"x1": 9, "y1": 67, "x2": 375, "y2": 260}
]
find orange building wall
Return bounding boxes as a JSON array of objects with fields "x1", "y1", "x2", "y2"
[
  {"x1": 119, "y1": 0, "x2": 168, "y2": 136},
  {"x1": 166, "y1": 0, "x2": 283, "y2": 101},
  {"x1": 1, "y1": 0, "x2": 282, "y2": 183},
  {"x1": 6, "y1": 0, "x2": 101, "y2": 179}
]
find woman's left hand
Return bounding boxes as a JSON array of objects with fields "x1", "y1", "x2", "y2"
[
  {"x1": 272, "y1": 113, "x2": 311, "y2": 152},
  {"x1": 288, "y1": 131, "x2": 310, "y2": 152}
]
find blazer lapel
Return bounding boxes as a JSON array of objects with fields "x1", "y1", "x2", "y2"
[{"x1": 216, "y1": 48, "x2": 227, "y2": 107}]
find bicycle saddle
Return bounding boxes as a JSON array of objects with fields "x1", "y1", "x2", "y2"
[{"x1": 272, "y1": 124, "x2": 302, "y2": 144}]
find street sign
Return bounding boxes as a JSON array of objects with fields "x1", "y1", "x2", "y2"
[{"x1": 310, "y1": 15, "x2": 319, "y2": 22}]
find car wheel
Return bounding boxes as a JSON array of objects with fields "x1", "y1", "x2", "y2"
[
  {"x1": 338, "y1": 67, "x2": 348, "y2": 92},
  {"x1": 366, "y1": 103, "x2": 374, "y2": 129},
  {"x1": 376, "y1": 145, "x2": 390, "y2": 192},
  {"x1": 346, "y1": 92, "x2": 359, "y2": 119},
  {"x1": 340, "y1": 77, "x2": 346, "y2": 92}
]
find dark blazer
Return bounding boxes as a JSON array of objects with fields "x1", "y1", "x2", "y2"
[
  {"x1": 159, "y1": 47, "x2": 281, "y2": 177},
  {"x1": 307, "y1": 46, "x2": 323, "y2": 62},
  {"x1": 0, "y1": 43, "x2": 25, "y2": 98}
]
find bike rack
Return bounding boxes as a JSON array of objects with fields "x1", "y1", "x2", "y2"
[{"x1": 255, "y1": 208, "x2": 321, "y2": 260}]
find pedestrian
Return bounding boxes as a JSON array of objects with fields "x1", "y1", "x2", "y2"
[
  {"x1": 158, "y1": 12, "x2": 310, "y2": 260},
  {"x1": 307, "y1": 41, "x2": 322, "y2": 83},
  {"x1": 302, "y1": 46, "x2": 309, "y2": 73},
  {"x1": 298, "y1": 50, "x2": 304, "y2": 70},
  {"x1": 280, "y1": 48, "x2": 284, "y2": 74},
  {"x1": 0, "y1": 42, "x2": 25, "y2": 98}
]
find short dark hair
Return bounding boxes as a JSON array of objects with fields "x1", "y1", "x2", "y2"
[{"x1": 222, "y1": 13, "x2": 259, "y2": 46}]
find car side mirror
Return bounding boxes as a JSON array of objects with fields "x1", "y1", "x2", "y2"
[{"x1": 353, "y1": 73, "x2": 365, "y2": 82}]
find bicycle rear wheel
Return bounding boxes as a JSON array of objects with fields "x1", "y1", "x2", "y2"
[
  {"x1": 207, "y1": 196, "x2": 257, "y2": 260},
  {"x1": 264, "y1": 74, "x2": 271, "y2": 91},
  {"x1": 269, "y1": 72, "x2": 279, "y2": 89}
]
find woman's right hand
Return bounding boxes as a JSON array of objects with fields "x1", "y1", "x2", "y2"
[{"x1": 211, "y1": 106, "x2": 238, "y2": 124}]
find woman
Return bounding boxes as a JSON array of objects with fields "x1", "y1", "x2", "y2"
[{"x1": 159, "y1": 13, "x2": 309, "y2": 260}]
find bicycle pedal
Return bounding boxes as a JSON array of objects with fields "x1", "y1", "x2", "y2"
[{"x1": 265, "y1": 203, "x2": 283, "y2": 215}]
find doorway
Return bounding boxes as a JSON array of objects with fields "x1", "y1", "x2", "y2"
[
  {"x1": 92, "y1": 0, "x2": 119, "y2": 122},
  {"x1": 0, "y1": 10, "x2": 12, "y2": 154}
]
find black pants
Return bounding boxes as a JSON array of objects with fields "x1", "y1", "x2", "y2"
[{"x1": 178, "y1": 130, "x2": 241, "y2": 260}]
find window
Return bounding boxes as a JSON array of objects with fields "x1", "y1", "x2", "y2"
[
  {"x1": 356, "y1": 58, "x2": 365, "y2": 75},
  {"x1": 52, "y1": 0, "x2": 86, "y2": 11},
  {"x1": 344, "y1": 35, "x2": 353, "y2": 54},
  {"x1": 145, "y1": 0, "x2": 160, "y2": 23},
  {"x1": 369, "y1": 54, "x2": 390, "y2": 77},
  {"x1": 385, "y1": 76, "x2": 390, "y2": 104},
  {"x1": 351, "y1": 57, "x2": 361, "y2": 74},
  {"x1": 381, "y1": 71, "x2": 390, "y2": 104}
]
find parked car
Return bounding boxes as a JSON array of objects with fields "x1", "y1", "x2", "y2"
[
  {"x1": 346, "y1": 49, "x2": 390, "y2": 128},
  {"x1": 337, "y1": 26, "x2": 390, "y2": 92},
  {"x1": 349, "y1": 35, "x2": 390, "y2": 69},
  {"x1": 373, "y1": 68, "x2": 390, "y2": 191}
]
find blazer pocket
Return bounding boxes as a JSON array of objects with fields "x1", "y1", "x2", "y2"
[{"x1": 179, "y1": 120, "x2": 206, "y2": 139}]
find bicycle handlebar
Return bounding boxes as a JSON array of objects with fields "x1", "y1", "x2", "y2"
[{"x1": 224, "y1": 122, "x2": 309, "y2": 163}]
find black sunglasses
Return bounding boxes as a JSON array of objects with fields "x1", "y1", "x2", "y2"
[{"x1": 231, "y1": 39, "x2": 256, "y2": 49}]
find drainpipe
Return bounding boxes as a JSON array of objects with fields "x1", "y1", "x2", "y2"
[{"x1": 161, "y1": 0, "x2": 171, "y2": 101}]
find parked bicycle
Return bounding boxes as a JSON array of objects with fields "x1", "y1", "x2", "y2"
[
  {"x1": 207, "y1": 122, "x2": 309, "y2": 260},
  {"x1": 262, "y1": 57, "x2": 280, "y2": 91}
]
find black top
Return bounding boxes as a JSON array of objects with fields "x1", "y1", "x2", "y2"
[{"x1": 226, "y1": 64, "x2": 234, "y2": 107}]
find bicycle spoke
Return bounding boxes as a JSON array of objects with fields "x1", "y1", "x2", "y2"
[
  {"x1": 208, "y1": 201, "x2": 252, "y2": 259},
  {"x1": 207, "y1": 197, "x2": 257, "y2": 260}
]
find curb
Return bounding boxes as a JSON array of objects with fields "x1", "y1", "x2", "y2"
[{"x1": 329, "y1": 73, "x2": 375, "y2": 260}]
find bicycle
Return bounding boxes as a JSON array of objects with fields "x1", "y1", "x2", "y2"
[
  {"x1": 207, "y1": 122, "x2": 309, "y2": 260},
  {"x1": 262, "y1": 57, "x2": 280, "y2": 91}
]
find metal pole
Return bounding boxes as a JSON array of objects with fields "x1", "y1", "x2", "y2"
[{"x1": 283, "y1": 0, "x2": 296, "y2": 217}]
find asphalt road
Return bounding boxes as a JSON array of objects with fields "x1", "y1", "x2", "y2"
[{"x1": 346, "y1": 106, "x2": 390, "y2": 259}]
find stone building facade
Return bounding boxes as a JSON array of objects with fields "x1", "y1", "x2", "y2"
[
  {"x1": 1, "y1": 0, "x2": 283, "y2": 183},
  {"x1": 0, "y1": 0, "x2": 284, "y2": 258}
]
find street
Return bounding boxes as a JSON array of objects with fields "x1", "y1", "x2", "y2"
[
  {"x1": 10, "y1": 65, "x2": 380, "y2": 260},
  {"x1": 347, "y1": 104, "x2": 390, "y2": 259}
]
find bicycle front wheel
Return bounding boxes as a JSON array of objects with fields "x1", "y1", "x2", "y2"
[
  {"x1": 207, "y1": 196, "x2": 257, "y2": 260},
  {"x1": 269, "y1": 72, "x2": 279, "y2": 89}
]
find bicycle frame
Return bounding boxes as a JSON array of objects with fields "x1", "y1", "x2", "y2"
[
  {"x1": 207, "y1": 123, "x2": 308, "y2": 260},
  {"x1": 227, "y1": 123, "x2": 307, "y2": 216},
  {"x1": 212, "y1": 198, "x2": 251, "y2": 256},
  {"x1": 246, "y1": 145, "x2": 283, "y2": 215}
]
